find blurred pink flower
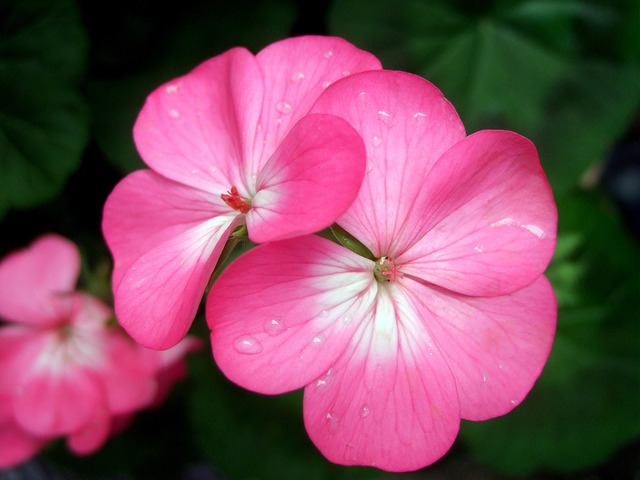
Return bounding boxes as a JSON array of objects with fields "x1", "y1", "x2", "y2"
[
  {"x1": 207, "y1": 71, "x2": 558, "y2": 471},
  {"x1": 102, "y1": 36, "x2": 382, "y2": 350},
  {"x1": 0, "y1": 235, "x2": 199, "y2": 468}
]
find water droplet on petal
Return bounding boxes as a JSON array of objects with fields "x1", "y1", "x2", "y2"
[
  {"x1": 343, "y1": 313, "x2": 353, "y2": 324},
  {"x1": 412, "y1": 112, "x2": 427, "y2": 118},
  {"x1": 321, "y1": 310, "x2": 329, "y2": 318},
  {"x1": 366, "y1": 160, "x2": 375, "y2": 173},
  {"x1": 315, "y1": 368, "x2": 334, "y2": 392},
  {"x1": 166, "y1": 84, "x2": 179, "y2": 94},
  {"x1": 474, "y1": 245, "x2": 483, "y2": 252},
  {"x1": 342, "y1": 70, "x2": 351, "y2": 77},
  {"x1": 510, "y1": 399, "x2": 517, "y2": 405},
  {"x1": 322, "y1": 80, "x2": 332, "y2": 89},
  {"x1": 276, "y1": 101, "x2": 292, "y2": 115},
  {"x1": 358, "y1": 91, "x2": 367, "y2": 100},
  {"x1": 233, "y1": 335, "x2": 263, "y2": 354},
  {"x1": 290, "y1": 71, "x2": 305, "y2": 83},
  {"x1": 371, "y1": 135, "x2": 382, "y2": 148},
  {"x1": 325, "y1": 411, "x2": 339, "y2": 434},
  {"x1": 360, "y1": 405, "x2": 371, "y2": 418},
  {"x1": 322, "y1": 50, "x2": 333, "y2": 59},
  {"x1": 168, "y1": 108, "x2": 180, "y2": 118},
  {"x1": 311, "y1": 333, "x2": 326, "y2": 346},
  {"x1": 264, "y1": 318, "x2": 286, "y2": 337},
  {"x1": 377, "y1": 110, "x2": 392, "y2": 125}
]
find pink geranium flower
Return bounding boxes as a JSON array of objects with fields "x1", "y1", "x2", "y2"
[
  {"x1": 207, "y1": 71, "x2": 558, "y2": 471},
  {"x1": 0, "y1": 235, "x2": 199, "y2": 468},
  {"x1": 102, "y1": 36, "x2": 382, "y2": 349}
]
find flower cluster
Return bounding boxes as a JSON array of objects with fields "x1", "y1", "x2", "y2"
[
  {"x1": 0, "y1": 235, "x2": 199, "y2": 468},
  {"x1": 103, "y1": 36, "x2": 558, "y2": 471}
]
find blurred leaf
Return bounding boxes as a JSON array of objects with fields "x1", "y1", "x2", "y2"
[
  {"x1": 0, "y1": 0, "x2": 90, "y2": 220},
  {"x1": 537, "y1": 61, "x2": 639, "y2": 194},
  {"x1": 329, "y1": 0, "x2": 640, "y2": 195},
  {"x1": 86, "y1": 0, "x2": 297, "y2": 174},
  {"x1": 459, "y1": 191, "x2": 640, "y2": 474},
  {"x1": 330, "y1": 0, "x2": 577, "y2": 130},
  {"x1": 189, "y1": 344, "x2": 382, "y2": 480}
]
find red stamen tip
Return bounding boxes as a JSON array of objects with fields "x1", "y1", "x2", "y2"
[{"x1": 221, "y1": 186, "x2": 250, "y2": 214}]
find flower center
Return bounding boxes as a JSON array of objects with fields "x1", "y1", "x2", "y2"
[
  {"x1": 221, "y1": 186, "x2": 251, "y2": 213},
  {"x1": 374, "y1": 256, "x2": 404, "y2": 283}
]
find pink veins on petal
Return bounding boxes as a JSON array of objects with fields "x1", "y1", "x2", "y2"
[{"x1": 207, "y1": 70, "x2": 558, "y2": 472}]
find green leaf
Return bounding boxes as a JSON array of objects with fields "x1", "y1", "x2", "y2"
[
  {"x1": 0, "y1": 0, "x2": 90, "y2": 220},
  {"x1": 86, "y1": 0, "x2": 297, "y2": 174},
  {"x1": 459, "y1": 191, "x2": 640, "y2": 474},
  {"x1": 329, "y1": 0, "x2": 640, "y2": 195}
]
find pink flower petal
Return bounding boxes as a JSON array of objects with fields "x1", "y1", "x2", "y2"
[
  {"x1": 309, "y1": 70, "x2": 466, "y2": 256},
  {"x1": 0, "y1": 234, "x2": 79, "y2": 327},
  {"x1": 99, "y1": 331, "x2": 159, "y2": 414},
  {"x1": 69, "y1": 293, "x2": 112, "y2": 330},
  {"x1": 103, "y1": 170, "x2": 240, "y2": 349},
  {"x1": 0, "y1": 326, "x2": 49, "y2": 394},
  {"x1": 149, "y1": 336, "x2": 203, "y2": 408},
  {"x1": 208, "y1": 235, "x2": 376, "y2": 394},
  {"x1": 247, "y1": 114, "x2": 366, "y2": 242},
  {"x1": 133, "y1": 47, "x2": 260, "y2": 192},
  {"x1": 397, "y1": 130, "x2": 557, "y2": 296},
  {"x1": 0, "y1": 396, "x2": 47, "y2": 468},
  {"x1": 246, "y1": 36, "x2": 382, "y2": 175},
  {"x1": 103, "y1": 170, "x2": 231, "y2": 290},
  {"x1": 66, "y1": 405, "x2": 111, "y2": 455},
  {"x1": 303, "y1": 286, "x2": 460, "y2": 471},
  {"x1": 14, "y1": 364, "x2": 104, "y2": 437},
  {"x1": 403, "y1": 275, "x2": 556, "y2": 420}
]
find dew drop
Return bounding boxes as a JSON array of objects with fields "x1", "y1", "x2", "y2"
[
  {"x1": 371, "y1": 135, "x2": 383, "y2": 148},
  {"x1": 474, "y1": 245, "x2": 483, "y2": 252},
  {"x1": 276, "y1": 101, "x2": 292, "y2": 115},
  {"x1": 366, "y1": 160, "x2": 375, "y2": 173},
  {"x1": 510, "y1": 399, "x2": 517, "y2": 405},
  {"x1": 342, "y1": 70, "x2": 351, "y2": 77},
  {"x1": 311, "y1": 333, "x2": 326, "y2": 346},
  {"x1": 290, "y1": 71, "x2": 305, "y2": 83},
  {"x1": 168, "y1": 108, "x2": 180, "y2": 118},
  {"x1": 412, "y1": 112, "x2": 427, "y2": 118},
  {"x1": 233, "y1": 335, "x2": 263, "y2": 354},
  {"x1": 263, "y1": 318, "x2": 286, "y2": 337},
  {"x1": 321, "y1": 310, "x2": 329, "y2": 318},
  {"x1": 358, "y1": 91, "x2": 367, "y2": 100},
  {"x1": 325, "y1": 411, "x2": 339, "y2": 434},
  {"x1": 322, "y1": 80, "x2": 332, "y2": 89},
  {"x1": 166, "y1": 84, "x2": 179, "y2": 94},
  {"x1": 360, "y1": 405, "x2": 371, "y2": 418},
  {"x1": 315, "y1": 368, "x2": 334, "y2": 392},
  {"x1": 343, "y1": 313, "x2": 353, "y2": 324},
  {"x1": 323, "y1": 50, "x2": 334, "y2": 59},
  {"x1": 377, "y1": 110, "x2": 392, "y2": 125}
]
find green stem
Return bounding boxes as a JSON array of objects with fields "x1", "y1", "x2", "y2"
[{"x1": 327, "y1": 224, "x2": 376, "y2": 261}]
